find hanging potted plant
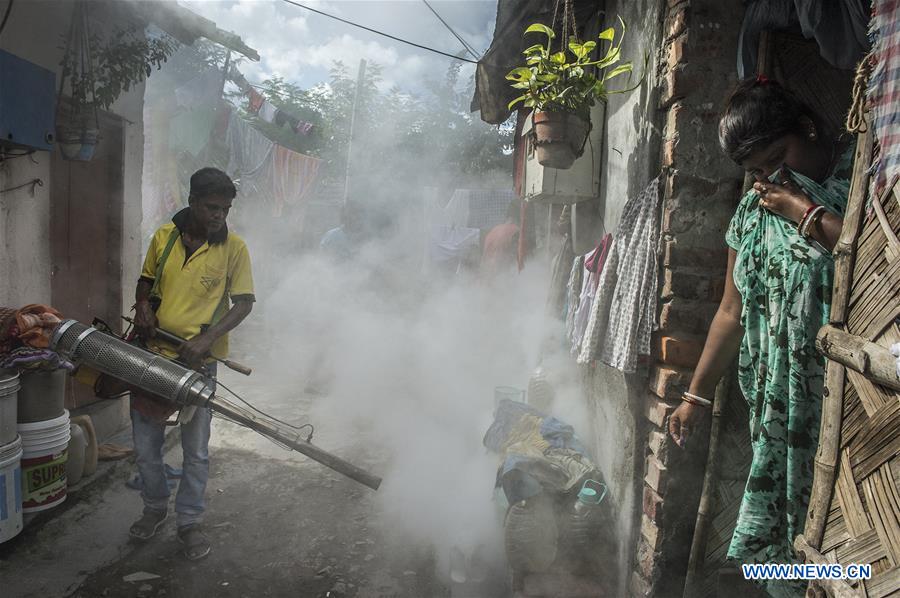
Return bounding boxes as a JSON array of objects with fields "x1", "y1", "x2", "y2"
[
  {"x1": 506, "y1": 18, "x2": 638, "y2": 169},
  {"x1": 56, "y1": 2, "x2": 174, "y2": 161}
]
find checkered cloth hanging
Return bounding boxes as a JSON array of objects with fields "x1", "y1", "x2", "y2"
[
  {"x1": 577, "y1": 177, "x2": 661, "y2": 373},
  {"x1": 868, "y1": 0, "x2": 900, "y2": 198}
]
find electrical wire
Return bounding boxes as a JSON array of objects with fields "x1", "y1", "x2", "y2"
[
  {"x1": 0, "y1": 178, "x2": 42, "y2": 196},
  {"x1": 280, "y1": 0, "x2": 478, "y2": 64},
  {"x1": 420, "y1": 0, "x2": 480, "y2": 61},
  {"x1": 215, "y1": 377, "x2": 315, "y2": 442},
  {"x1": 0, "y1": 0, "x2": 13, "y2": 39}
]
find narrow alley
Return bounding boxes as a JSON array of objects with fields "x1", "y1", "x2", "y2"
[{"x1": 1, "y1": 362, "x2": 444, "y2": 598}]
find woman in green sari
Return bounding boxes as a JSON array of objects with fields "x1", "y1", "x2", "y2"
[{"x1": 668, "y1": 77, "x2": 853, "y2": 597}]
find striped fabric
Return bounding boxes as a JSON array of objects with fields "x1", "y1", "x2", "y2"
[{"x1": 868, "y1": 0, "x2": 900, "y2": 199}]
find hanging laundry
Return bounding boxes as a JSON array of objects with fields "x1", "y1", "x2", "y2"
[
  {"x1": 274, "y1": 109, "x2": 289, "y2": 128},
  {"x1": 293, "y1": 121, "x2": 314, "y2": 135},
  {"x1": 272, "y1": 145, "x2": 322, "y2": 218},
  {"x1": 258, "y1": 100, "x2": 278, "y2": 123},
  {"x1": 564, "y1": 255, "x2": 585, "y2": 349},
  {"x1": 428, "y1": 225, "x2": 481, "y2": 264},
  {"x1": 578, "y1": 177, "x2": 661, "y2": 372},
  {"x1": 225, "y1": 112, "x2": 275, "y2": 179},
  {"x1": 868, "y1": 0, "x2": 900, "y2": 199},
  {"x1": 570, "y1": 262, "x2": 597, "y2": 355},
  {"x1": 247, "y1": 88, "x2": 265, "y2": 114},
  {"x1": 585, "y1": 234, "x2": 612, "y2": 290},
  {"x1": 224, "y1": 111, "x2": 276, "y2": 207},
  {"x1": 423, "y1": 188, "x2": 471, "y2": 229},
  {"x1": 546, "y1": 234, "x2": 575, "y2": 320}
]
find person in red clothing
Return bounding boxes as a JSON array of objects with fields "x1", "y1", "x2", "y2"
[{"x1": 480, "y1": 199, "x2": 521, "y2": 279}]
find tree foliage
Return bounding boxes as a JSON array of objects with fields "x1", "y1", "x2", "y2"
[{"x1": 236, "y1": 59, "x2": 513, "y2": 191}]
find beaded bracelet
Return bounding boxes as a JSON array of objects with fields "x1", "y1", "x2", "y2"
[{"x1": 682, "y1": 392, "x2": 712, "y2": 408}]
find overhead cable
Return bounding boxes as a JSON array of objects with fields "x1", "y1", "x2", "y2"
[
  {"x1": 421, "y1": 0, "x2": 481, "y2": 61},
  {"x1": 0, "y1": 0, "x2": 14, "y2": 38},
  {"x1": 280, "y1": 0, "x2": 478, "y2": 64}
]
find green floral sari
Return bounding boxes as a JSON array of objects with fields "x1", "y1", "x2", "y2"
[{"x1": 724, "y1": 146, "x2": 853, "y2": 597}]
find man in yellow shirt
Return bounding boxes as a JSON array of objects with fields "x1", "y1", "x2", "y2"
[{"x1": 130, "y1": 168, "x2": 254, "y2": 560}]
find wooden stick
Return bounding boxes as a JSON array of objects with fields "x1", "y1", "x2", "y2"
[
  {"x1": 817, "y1": 325, "x2": 900, "y2": 391},
  {"x1": 831, "y1": 123, "x2": 874, "y2": 325},
  {"x1": 794, "y1": 535, "x2": 862, "y2": 597},
  {"x1": 682, "y1": 372, "x2": 732, "y2": 598},
  {"x1": 805, "y1": 122, "x2": 874, "y2": 550}
]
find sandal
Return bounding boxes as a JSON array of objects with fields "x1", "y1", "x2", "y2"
[
  {"x1": 177, "y1": 524, "x2": 211, "y2": 561},
  {"x1": 129, "y1": 509, "x2": 167, "y2": 540}
]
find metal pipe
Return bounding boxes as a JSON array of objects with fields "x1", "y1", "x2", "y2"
[
  {"x1": 206, "y1": 395, "x2": 381, "y2": 490},
  {"x1": 52, "y1": 320, "x2": 382, "y2": 491}
]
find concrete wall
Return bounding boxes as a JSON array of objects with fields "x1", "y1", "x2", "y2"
[{"x1": 0, "y1": 0, "x2": 144, "y2": 317}]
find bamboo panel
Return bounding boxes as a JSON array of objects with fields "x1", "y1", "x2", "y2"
[
  {"x1": 874, "y1": 556, "x2": 894, "y2": 576},
  {"x1": 848, "y1": 258, "x2": 900, "y2": 339},
  {"x1": 850, "y1": 403, "x2": 900, "y2": 483},
  {"x1": 836, "y1": 528, "x2": 889, "y2": 564},
  {"x1": 848, "y1": 367, "x2": 892, "y2": 416},
  {"x1": 842, "y1": 383, "x2": 866, "y2": 448},
  {"x1": 867, "y1": 566, "x2": 900, "y2": 598},
  {"x1": 823, "y1": 503, "x2": 851, "y2": 553},
  {"x1": 837, "y1": 447, "x2": 875, "y2": 536},
  {"x1": 880, "y1": 322, "x2": 900, "y2": 346},
  {"x1": 848, "y1": 194, "x2": 900, "y2": 339},
  {"x1": 862, "y1": 464, "x2": 900, "y2": 567}
]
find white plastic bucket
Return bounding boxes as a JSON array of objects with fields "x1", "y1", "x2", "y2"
[
  {"x1": 0, "y1": 435, "x2": 23, "y2": 543},
  {"x1": 0, "y1": 370, "x2": 19, "y2": 447},
  {"x1": 18, "y1": 410, "x2": 70, "y2": 513}
]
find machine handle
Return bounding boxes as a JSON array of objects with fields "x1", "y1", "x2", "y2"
[{"x1": 122, "y1": 317, "x2": 253, "y2": 376}]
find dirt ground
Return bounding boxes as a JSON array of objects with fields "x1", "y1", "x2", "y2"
[{"x1": 0, "y1": 366, "x2": 452, "y2": 598}]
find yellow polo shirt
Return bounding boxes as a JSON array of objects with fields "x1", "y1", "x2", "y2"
[{"x1": 140, "y1": 221, "x2": 254, "y2": 360}]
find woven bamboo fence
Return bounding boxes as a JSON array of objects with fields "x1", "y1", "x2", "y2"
[{"x1": 794, "y1": 115, "x2": 900, "y2": 597}]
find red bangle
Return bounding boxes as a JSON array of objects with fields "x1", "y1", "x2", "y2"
[{"x1": 798, "y1": 203, "x2": 819, "y2": 229}]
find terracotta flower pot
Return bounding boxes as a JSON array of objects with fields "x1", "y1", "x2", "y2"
[{"x1": 532, "y1": 111, "x2": 591, "y2": 170}]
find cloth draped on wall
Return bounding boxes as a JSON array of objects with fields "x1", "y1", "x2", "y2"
[
  {"x1": 577, "y1": 178, "x2": 661, "y2": 373},
  {"x1": 737, "y1": 0, "x2": 871, "y2": 78},
  {"x1": 564, "y1": 256, "x2": 585, "y2": 348},
  {"x1": 272, "y1": 145, "x2": 322, "y2": 219},
  {"x1": 570, "y1": 263, "x2": 598, "y2": 355},
  {"x1": 567, "y1": 236, "x2": 613, "y2": 355},
  {"x1": 546, "y1": 234, "x2": 576, "y2": 320},
  {"x1": 224, "y1": 113, "x2": 322, "y2": 219},
  {"x1": 868, "y1": 0, "x2": 900, "y2": 200}
]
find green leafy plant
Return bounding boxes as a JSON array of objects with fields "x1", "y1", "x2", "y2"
[
  {"x1": 61, "y1": 25, "x2": 176, "y2": 113},
  {"x1": 506, "y1": 18, "x2": 640, "y2": 118}
]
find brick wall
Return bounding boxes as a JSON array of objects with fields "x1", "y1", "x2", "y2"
[{"x1": 632, "y1": 0, "x2": 745, "y2": 596}]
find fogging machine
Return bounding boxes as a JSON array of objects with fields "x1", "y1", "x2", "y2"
[{"x1": 52, "y1": 319, "x2": 382, "y2": 491}]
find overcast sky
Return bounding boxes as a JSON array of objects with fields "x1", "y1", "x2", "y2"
[{"x1": 181, "y1": 0, "x2": 498, "y2": 92}]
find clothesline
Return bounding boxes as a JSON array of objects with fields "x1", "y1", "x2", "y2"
[{"x1": 228, "y1": 68, "x2": 316, "y2": 137}]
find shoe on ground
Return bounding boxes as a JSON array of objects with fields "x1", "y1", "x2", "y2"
[
  {"x1": 129, "y1": 509, "x2": 167, "y2": 541},
  {"x1": 177, "y1": 524, "x2": 211, "y2": 561}
]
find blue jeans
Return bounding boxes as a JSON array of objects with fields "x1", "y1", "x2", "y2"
[{"x1": 130, "y1": 365, "x2": 215, "y2": 528}]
